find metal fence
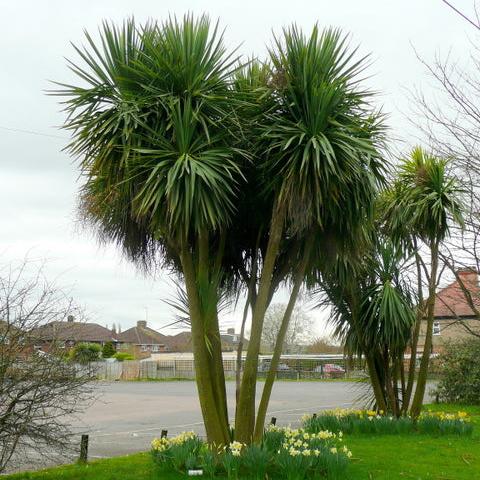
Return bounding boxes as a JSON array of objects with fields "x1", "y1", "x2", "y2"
[{"x1": 90, "y1": 355, "x2": 366, "y2": 381}]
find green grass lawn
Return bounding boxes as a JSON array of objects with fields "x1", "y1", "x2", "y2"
[{"x1": 5, "y1": 404, "x2": 479, "y2": 480}]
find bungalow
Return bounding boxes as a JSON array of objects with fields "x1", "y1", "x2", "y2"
[
  {"x1": 221, "y1": 328, "x2": 247, "y2": 351},
  {"x1": 117, "y1": 320, "x2": 170, "y2": 358},
  {"x1": 33, "y1": 315, "x2": 118, "y2": 352}
]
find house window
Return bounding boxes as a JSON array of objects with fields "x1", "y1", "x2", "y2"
[
  {"x1": 433, "y1": 321, "x2": 441, "y2": 336},
  {"x1": 152, "y1": 345, "x2": 160, "y2": 352},
  {"x1": 141, "y1": 345, "x2": 148, "y2": 352}
]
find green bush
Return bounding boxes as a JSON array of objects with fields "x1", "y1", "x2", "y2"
[
  {"x1": 113, "y1": 352, "x2": 134, "y2": 362},
  {"x1": 433, "y1": 339, "x2": 480, "y2": 404},
  {"x1": 102, "y1": 341, "x2": 116, "y2": 358},
  {"x1": 69, "y1": 343, "x2": 101, "y2": 364}
]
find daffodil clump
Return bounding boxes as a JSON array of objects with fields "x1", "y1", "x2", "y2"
[
  {"x1": 273, "y1": 426, "x2": 351, "y2": 480},
  {"x1": 151, "y1": 431, "x2": 202, "y2": 472},
  {"x1": 150, "y1": 425, "x2": 352, "y2": 479},
  {"x1": 221, "y1": 441, "x2": 246, "y2": 479},
  {"x1": 303, "y1": 408, "x2": 473, "y2": 436},
  {"x1": 151, "y1": 430, "x2": 197, "y2": 452},
  {"x1": 421, "y1": 410, "x2": 470, "y2": 421}
]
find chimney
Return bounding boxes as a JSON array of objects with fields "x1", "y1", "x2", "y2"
[
  {"x1": 137, "y1": 320, "x2": 147, "y2": 329},
  {"x1": 67, "y1": 315, "x2": 75, "y2": 323},
  {"x1": 457, "y1": 267, "x2": 479, "y2": 286},
  {"x1": 227, "y1": 328, "x2": 235, "y2": 335}
]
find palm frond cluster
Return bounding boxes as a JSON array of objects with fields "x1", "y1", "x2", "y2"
[{"x1": 56, "y1": 15, "x2": 464, "y2": 439}]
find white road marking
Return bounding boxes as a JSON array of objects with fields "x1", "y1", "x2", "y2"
[{"x1": 89, "y1": 401, "x2": 356, "y2": 440}]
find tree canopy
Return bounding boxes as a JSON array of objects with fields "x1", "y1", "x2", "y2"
[{"x1": 57, "y1": 15, "x2": 389, "y2": 444}]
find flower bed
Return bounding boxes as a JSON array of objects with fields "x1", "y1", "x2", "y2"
[
  {"x1": 302, "y1": 408, "x2": 473, "y2": 436},
  {"x1": 151, "y1": 426, "x2": 351, "y2": 479}
]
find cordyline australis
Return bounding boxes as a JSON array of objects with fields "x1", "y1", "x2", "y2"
[{"x1": 55, "y1": 15, "x2": 386, "y2": 444}]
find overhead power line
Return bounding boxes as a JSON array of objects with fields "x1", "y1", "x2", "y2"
[
  {"x1": 441, "y1": 0, "x2": 480, "y2": 30},
  {"x1": 0, "y1": 125, "x2": 67, "y2": 140}
]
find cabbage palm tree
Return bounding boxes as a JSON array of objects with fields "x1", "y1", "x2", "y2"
[
  {"x1": 57, "y1": 17, "x2": 387, "y2": 445},
  {"x1": 56, "y1": 16, "x2": 243, "y2": 445},
  {"x1": 320, "y1": 237, "x2": 415, "y2": 414},
  {"x1": 383, "y1": 147, "x2": 464, "y2": 417},
  {"x1": 235, "y1": 25, "x2": 387, "y2": 442}
]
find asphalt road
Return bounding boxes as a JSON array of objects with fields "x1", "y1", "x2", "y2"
[
  {"x1": 11, "y1": 380, "x2": 434, "y2": 472},
  {"x1": 72, "y1": 380, "x2": 368, "y2": 460}
]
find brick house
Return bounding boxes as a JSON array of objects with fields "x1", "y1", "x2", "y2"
[
  {"x1": 116, "y1": 320, "x2": 170, "y2": 358},
  {"x1": 220, "y1": 328, "x2": 247, "y2": 351},
  {"x1": 158, "y1": 328, "x2": 247, "y2": 353},
  {"x1": 165, "y1": 331, "x2": 192, "y2": 352},
  {"x1": 418, "y1": 268, "x2": 480, "y2": 354},
  {"x1": 33, "y1": 315, "x2": 118, "y2": 352}
]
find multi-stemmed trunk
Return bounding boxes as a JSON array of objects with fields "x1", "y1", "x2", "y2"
[
  {"x1": 410, "y1": 240, "x2": 439, "y2": 418},
  {"x1": 179, "y1": 200, "x2": 295, "y2": 445},
  {"x1": 366, "y1": 354, "x2": 388, "y2": 412},
  {"x1": 235, "y1": 202, "x2": 285, "y2": 443},
  {"x1": 179, "y1": 239, "x2": 230, "y2": 445},
  {"x1": 253, "y1": 243, "x2": 311, "y2": 441}
]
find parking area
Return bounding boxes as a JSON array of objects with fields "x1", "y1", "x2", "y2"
[
  {"x1": 11, "y1": 379, "x2": 435, "y2": 473},
  {"x1": 72, "y1": 380, "x2": 365, "y2": 459}
]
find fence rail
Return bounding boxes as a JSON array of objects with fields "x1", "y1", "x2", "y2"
[{"x1": 89, "y1": 357, "x2": 366, "y2": 381}]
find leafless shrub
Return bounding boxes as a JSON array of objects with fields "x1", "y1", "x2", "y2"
[
  {"x1": 0, "y1": 259, "x2": 95, "y2": 473},
  {"x1": 412, "y1": 28, "x2": 480, "y2": 335}
]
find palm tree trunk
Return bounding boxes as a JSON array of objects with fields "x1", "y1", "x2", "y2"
[
  {"x1": 403, "y1": 248, "x2": 424, "y2": 413},
  {"x1": 236, "y1": 257, "x2": 258, "y2": 409},
  {"x1": 383, "y1": 350, "x2": 397, "y2": 415},
  {"x1": 235, "y1": 297, "x2": 250, "y2": 407},
  {"x1": 399, "y1": 357, "x2": 406, "y2": 412},
  {"x1": 410, "y1": 241, "x2": 439, "y2": 418},
  {"x1": 392, "y1": 356, "x2": 401, "y2": 416},
  {"x1": 366, "y1": 355, "x2": 388, "y2": 412},
  {"x1": 253, "y1": 248, "x2": 309, "y2": 441},
  {"x1": 208, "y1": 312, "x2": 230, "y2": 440},
  {"x1": 348, "y1": 292, "x2": 387, "y2": 412},
  {"x1": 180, "y1": 244, "x2": 230, "y2": 445},
  {"x1": 235, "y1": 202, "x2": 284, "y2": 443}
]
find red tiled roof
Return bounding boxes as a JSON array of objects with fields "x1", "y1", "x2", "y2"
[
  {"x1": 434, "y1": 269, "x2": 480, "y2": 318},
  {"x1": 117, "y1": 322, "x2": 170, "y2": 346},
  {"x1": 165, "y1": 331, "x2": 192, "y2": 352},
  {"x1": 34, "y1": 321, "x2": 117, "y2": 343}
]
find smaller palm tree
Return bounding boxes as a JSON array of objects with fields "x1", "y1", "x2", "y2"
[
  {"x1": 321, "y1": 237, "x2": 415, "y2": 414},
  {"x1": 383, "y1": 147, "x2": 464, "y2": 417}
]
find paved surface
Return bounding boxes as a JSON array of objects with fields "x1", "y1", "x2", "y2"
[
  {"x1": 72, "y1": 380, "x2": 367, "y2": 459},
  {"x1": 11, "y1": 380, "x2": 434, "y2": 472}
]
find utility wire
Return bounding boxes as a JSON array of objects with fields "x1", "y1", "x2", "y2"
[
  {"x1": 441, "y1": 0, "x2": 480, "y2": 30},
  {"x1": 0, "y1": 125, "x2": 67, "y2": 140}
]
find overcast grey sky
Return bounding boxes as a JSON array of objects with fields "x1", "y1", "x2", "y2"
[{"x1": 0, "y1": 0, "x2": 475, "y2": 335}]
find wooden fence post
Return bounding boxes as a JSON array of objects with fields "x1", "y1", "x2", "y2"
[{"x1": 79, "y1": 434, "x2": 89, "y2": 463}]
